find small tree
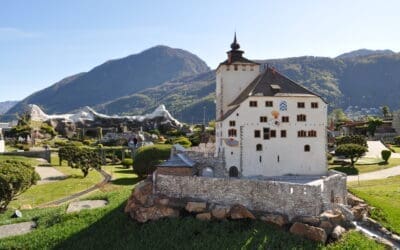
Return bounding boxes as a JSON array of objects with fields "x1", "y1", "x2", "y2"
[
  {"x1": 381, "y1": 150, "x2": 391, "y2": 164},
  {"x1": 335, "y1": 143, "x2": 367, "y2": 166},
  {"x1": 367, "y1": 117, "x2": 383, "y2": 136},
  {"x1": 381, "y1": 106, "x2": 390, "y2": 118},
  {"x1": 59, "y1": 146, "x2": 101, "y2": 177},
  {"x1": 0, "y1": 160, "x2": 40, "y2": 212}
]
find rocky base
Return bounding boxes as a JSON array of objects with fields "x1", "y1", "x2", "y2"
[{"x1": 125, "y1": 179, "x2": 355, "y2": 244}]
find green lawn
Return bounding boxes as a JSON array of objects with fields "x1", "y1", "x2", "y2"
[
  {"x1": 389, "y1": 145, "x2": 400, "y2": 153},
  {"x1": 329, "y1": 157, "x2": 400, "y2": 175},
  {"x1": 0, "y1": 155, "x2": 40, "y2": 166},
  {"x1": 349, "y1": 176, "x2": 400, "y2": 234},
  {"x1": 0, "y1": 185, "x2": 384, "y2": 250}
]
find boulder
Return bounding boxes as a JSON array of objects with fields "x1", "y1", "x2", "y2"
[
  {"x1": 320, "y1": 210, "x2": 345, "y2": 225},
  {"x1": 229, "y1": 204, "x2": 256, "y2": 220},
  {"x1": 185, "y1": 202, "x2": 207, "y2": 213},
  {"x1": 292, "y1": 216, "x2": 320, "y2": 227},
  {"x1": 289, "y1": 222, "x2": 327, "y2": 243},
  {"x1": 331, "y1": 225, "x2": 346, "y2": 240},
  {"x1": 260, "y1": 214, "x2": 288, "y2": 227},
  {"x1": 133, "y1": 181, "x2": 153, "y2": 205},
  {"x1": 319, "y1": 220, "x2": 334, "y2": 235},
  {"x1": 351, "y1": 205, "x2": 368, "y2": 221},
  {"x1": 211, "y1": 207, "x2": 229, "y2": 220},
  {"x1": 196, "y1": 212, "x2": 212, "y2": 221},
  {"x1": 347, "y1": 193, "x2": 364, "y2": 207},
  {"x1": 133, "y1": 205, "x2": 179, "y2": 223}
]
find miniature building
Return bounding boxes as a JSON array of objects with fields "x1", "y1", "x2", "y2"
[
  {"x1": 215, "y1": 34, "x2": 328, "y2": 177},
  {"x1": 156, "y1": 144, "x2": 195, "y2": 176}
]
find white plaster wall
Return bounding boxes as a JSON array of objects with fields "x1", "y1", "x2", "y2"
[
  {"x1": 216, "y1": 63, "x2": 260, "y2": 120},
  {"x1": 0, "y1": 140, "x2": 4, "y2": 153},
  {"x1": 220, "y1": 96, "x2": 327, "y2": 176}
]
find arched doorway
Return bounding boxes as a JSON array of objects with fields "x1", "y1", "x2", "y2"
[{"x1": 229, "y1": 166, "x2": 239, "y2": 177}]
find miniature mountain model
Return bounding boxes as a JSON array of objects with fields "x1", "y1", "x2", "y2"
[{"x1": 27, "y1": 104, "x2": 181, "y2": 137}]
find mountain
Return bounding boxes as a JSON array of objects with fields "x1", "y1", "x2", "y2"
[
  {"x1": 336, "y1": 49, "x2": 395, "y2": 59},
  {"x1": 6, "y1": 47, "x2": 400, "y2": 123},
  {"x1": 0, "y1": 100, "x2": 18, "y2": 115},
  {"x1": 7, "y1": 45, "x2": 210, "y2": 116}
]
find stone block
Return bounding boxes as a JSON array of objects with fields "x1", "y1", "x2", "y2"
[
  {"x1": 196, "y1": 212, "x2": 212, "y2": 221},
  {"x1": 260, "y1": 213, "x2": 288, "y2": 227},
  {"x1": 289, "y1": 222, "x2": 327, "y2": 243},
  {"x1": 211, "y1": 207, "x2": 229, "y2": 220},
  {"x1": 133, "y1": 181, "x2": 153, "y2": 205},
  {"x1": 229, "y1": 204, "x2": 255, "y2": 220},
  {"x1": 347, "y1": 193, "x2": 364, "y2": 207},
  {"x1": 134, "y1": 205, "x2": 179, "y2": 223},
  {"x1": 320, "y1": 210, "x2": 345, "y2": 225},
  {"x1": 331, "y1": 225, "x2": 346, "y2": 240},
  {"x1": 292, "y1": 216, "x2": 320, "y2": 227},
  {"x1": 185, "y1": 202, "x2": 207, "y2": 213},
  {"x1": 319, "y1": 220, "x2": 334, "y2": 235}
]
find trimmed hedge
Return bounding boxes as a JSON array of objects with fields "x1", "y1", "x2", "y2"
[
  {"x1": 381, "y1": 150, "x2": 391, "y2": 164},
  {"x1": 133, "y1": 144, "x2": 171, "y2": 177}
]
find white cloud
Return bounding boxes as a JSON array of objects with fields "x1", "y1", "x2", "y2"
[{"x1": 0, "y1": 27, "x2": 41, "y2": 40}]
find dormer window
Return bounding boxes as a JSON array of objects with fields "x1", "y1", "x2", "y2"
[{"x1": 229, "y1": 120, "x2": 236, "y2": 127}]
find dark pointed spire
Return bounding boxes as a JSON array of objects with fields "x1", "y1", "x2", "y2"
[{"x1": 230, "y1": 32, "x2": 240, "y2": 50}]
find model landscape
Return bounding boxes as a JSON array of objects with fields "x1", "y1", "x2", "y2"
[{"x1": 1, "y1": 2, "x2": 400, "y2": 249}]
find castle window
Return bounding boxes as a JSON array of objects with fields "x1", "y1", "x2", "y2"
[
  {"x1": 308, "y1": 130, "x2": 317, "y2": 137},
  {"x1": 229, "y1": 120, "x2": 236, "y2": 127},
  {"x1": 297, "y1": 114, "x2": 306, "y2": 122},
  {"x1": 282, "y1": 116, "x2": 289, "y2": 122},
  {"x1": 311, "y1": 102, "x2": 318, "y2": 108},
  {"x1": 242, "y1": 65, "x2": 246, "y2": 71},
  {"x1": 226, "y1": 66, "x2": 230, "y2": 71},
  {"x1": 297, "y1": 102, "x2": 305, "y2": 108},
  {"x1": 270, "y1": 130, "x2": 276, "y2": 138},
  {"x1": 260, "y1": 116, "x2": 268, "y2": 122},
  {"x1": 228, "y1": 129, "x2": 237, "y2": 137},
  {"x1": 304, "y1": 145, "x2": 310, "y2": 152},
  {"x1": 265, "y1": 101, "x2": 273, "y2": 107},
  {"x1": 263, "y1": 128, "x2": 270, "y2": 140},
  {"x1": 234, "y1": 64, "x2": 238, "y2": 71},
  {"x1": 249, "y1": 101, "x2": 258, "y2": 107},
  {"x1": 254, "y1": 130, "x2": 261, "y2": 138},
  {"x1": 298, "y1": 130, "x2": 307, "y2": 137},
  {"x1": 281, "y1": 130, "x2": 287, "y2": 138},
  {"x1": 256, "y1": 144, "x2": 262, "y2": 151},
  {"x1": 250, "y1": 66, "x2": 254, "y2": 71}
]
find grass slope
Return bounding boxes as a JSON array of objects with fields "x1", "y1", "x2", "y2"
[{"x1": 349, "y1": 176, "x2": 400, "y2": 234}]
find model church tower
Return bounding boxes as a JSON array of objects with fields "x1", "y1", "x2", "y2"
[{"x1": 215, "y1": 34, "x2": 328, "y2": 177}]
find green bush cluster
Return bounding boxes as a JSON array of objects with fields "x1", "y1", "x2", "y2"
[
  {"x1": 189, "y1": 133, "x2": 201, "y2": 147},
  {"x1": 121, "y1": 159, "x2": 133, "y2": 168},
  {"x1": 165, "y1": 136, "x2": 192, "y2": 148},
  {"x1": 59, "y1": 146, "x2": 101, "y2": 177},
  {"x1": 40, "y1": 123, "x2": 57, "y2": 137},
  {"x1": 335, "y1": 143, "x2": 367, "y2": 166},
  {"x1": 133, "y1": 144, "x2": 171, "y2": 177},
  {"x1": 0, "y1": 160, "x2": 40, "y2": 211}
]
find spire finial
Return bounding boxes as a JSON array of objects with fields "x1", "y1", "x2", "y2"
[{"x1": 230, "y1": 32, "x2": 240, "y2": 50}]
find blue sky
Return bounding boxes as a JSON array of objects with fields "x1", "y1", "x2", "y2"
[{"x1": 1, "y1": 0, "x2": 400, "y2": 101}]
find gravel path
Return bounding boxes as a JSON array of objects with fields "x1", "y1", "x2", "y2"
[
  {"x1": 364, "y1": 141, "x2": 400, "y2": 158},
  {"x1": 35, "y1": 166, "x2": 66, "y2": 184},
  {"x1": 0, "y1": 221, "x2": 36, "y2": 239},
  {"x1": 347, "y1": 166, "x2": 400, "y2": 182}
]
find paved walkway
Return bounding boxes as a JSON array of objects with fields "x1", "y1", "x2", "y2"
[
  {"x1": 364, "y1": 140, "x2": 400, "y2": 159},
  {"x1": 0, "y1": 221, "x2": 36, "y2": 239},
  {"x1": 35, "y1": 166, "x2": 66, "y2": 184},
  {"x1": 347, "y1": 166, "x2": 400, "y2": 182}
]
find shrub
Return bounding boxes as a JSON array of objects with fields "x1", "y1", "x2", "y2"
[
  {"x1": 59, "y1": 146, "x2": 101, "y2": 177},
  {"x1": 133, "y1": 144, "x2": 171, "y2": 177},
  {"x1": 121, "y1": 159, "x2": 133, "y2": 168},
  {"x1": 189, "y1": 133, "x2": 201, "y2": 147},
  {"x1": 335, "y1": 143, "x2": 367, "y2": 166},
  {"x1": 0, "y1": 160, "x2": 40, "y2": 211},
  {"x1": 40, "y1": 123, "x2": 57, "y2": 137},
  {"x1": 336, "y1": 135, "x2": 367, "y2": 147},
  {"x1": 326, "y1": 152, "x2": 333, "y2": 161},
  {"x1": 83, "y1": 139, "x2": 92, "y2": 146},
  {"x1": 394, "y1": 136, "x2": 400, "y2": 146},
  {"x1": 381, "y1": 150, "x2": 391, "y2": 164},
  {"x1": 330, "y1": 166, "x2": 359, "y2": 175},
  {"x1": 165, "y1": 136, "x2": 192, "y2": 148}
]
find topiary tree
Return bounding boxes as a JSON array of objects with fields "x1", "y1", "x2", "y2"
[
  {"x1": 335, "y1": 143, "x2": 367, "y2": 166},
  {"x1": 59, "y1": 146, "x2": 101, "y2": 177},
  {"x1": 336, "y1": 135, "x2": 367, "y2": 147},
  {"x1": 367, "y1": 117, "x2": 383, "y2": 136},
  {"x1": 0, "y1": 160, "x2": 40, "y2": 212},
  {"x1": 381, "y1": 150, "x2": 391, "y2": 164},
  {"x1": 133, "y1": 144, "x2": 171, "y2": 177}
]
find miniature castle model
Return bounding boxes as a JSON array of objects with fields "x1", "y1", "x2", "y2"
[{"x1": 215, "y1": 34, "x2": 327, "y2": 177}]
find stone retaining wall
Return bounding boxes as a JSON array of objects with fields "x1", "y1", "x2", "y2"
[{"x1": 155, "y1": 171, "x2": 346, "y2": 220}]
